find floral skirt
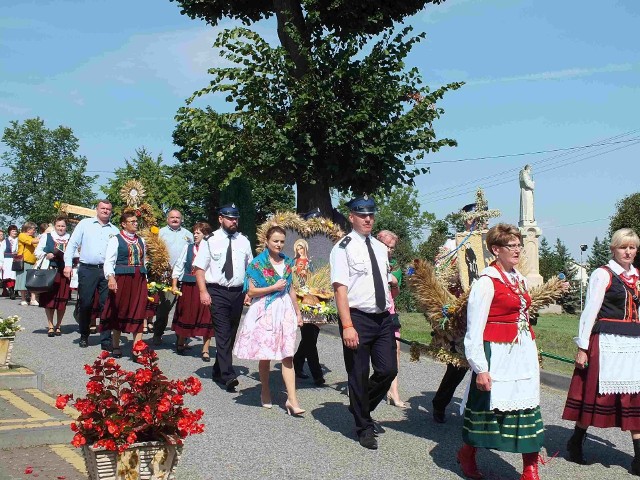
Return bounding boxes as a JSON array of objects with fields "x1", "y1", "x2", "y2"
[
  {"x1": 171, "y1": 282, "x2": 213, "y2": 338},
  {"x1": 233, "y1": 294, "x2": 298, "y2": 361},
  {"x1": 563, "y1": 333, "x2": 640, "y2": 430},
  {"x1": 38, "y1": 269, "x2": 71, "y2": 311},
  {"x1": 100, "y1": 268, "x2": 147, "y2": 334}
]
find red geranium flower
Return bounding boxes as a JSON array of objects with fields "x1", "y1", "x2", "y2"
[{"x1": 59, "y1": 344, "x2": 204, "y2": 451}]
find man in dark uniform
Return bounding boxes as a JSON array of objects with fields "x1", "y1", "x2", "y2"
[
  {"x1": 330, "y1": 195, "x2": 398, "y2": 450},
  {"x1": 194, "y1": 204, "x2": 253, "y2": 392}
]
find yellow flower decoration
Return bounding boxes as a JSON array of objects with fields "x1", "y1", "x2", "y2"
[
  {"x1": 150, "y1": 226, "x2": 159, "y2": 235},
  {"x1": 53, "y1": 201, "x2": 60, "y2": 209}
]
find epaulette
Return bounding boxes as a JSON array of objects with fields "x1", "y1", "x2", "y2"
[
  {"x1": 339, "y1": 237, "x2": 352, "y2": 249},
  {"x1": 203, "y1": 234, "x2": 213, "y2": 241}
]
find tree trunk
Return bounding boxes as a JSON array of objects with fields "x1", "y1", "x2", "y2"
[
  {"x1": 273, "y1": 0, "x2": 310, "y2": 79},
  {"x1": 296, "y1": 179, "x2": 333, "y2": 217}
]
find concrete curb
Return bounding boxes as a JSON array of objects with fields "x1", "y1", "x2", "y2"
[{"x1": 317, "y1": 323, "x2": 572, "y2": 391}]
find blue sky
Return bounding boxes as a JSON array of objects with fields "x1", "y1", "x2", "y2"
[{"x1": 2, "y1": 0, "x2": 639, "y2": 258}]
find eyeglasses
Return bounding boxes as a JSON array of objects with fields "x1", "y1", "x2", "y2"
[
  {"x1": 384, "y1": 244, "x2": 396, "y2": 252},
  {"x1": 125, "y1": 220, "x2": 138, "y2": 224},
  {"x1": 502, "y1": 243, "x2": 523, "y2": 252}
]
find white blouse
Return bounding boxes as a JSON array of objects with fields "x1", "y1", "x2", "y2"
[{"x1": 574, "y1": 259, "x2": 639, "y2": 350}]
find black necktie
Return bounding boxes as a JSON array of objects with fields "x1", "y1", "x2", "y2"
[
  {"x1": 222, "y1": 235, "x2": 233, "y2": 280},
  {"x1": 365, "y1": 236, "x2": 386, "y2": 312}
]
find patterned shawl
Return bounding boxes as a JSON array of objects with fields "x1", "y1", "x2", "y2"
[{"x1": 243, "y1": 249, "x2": 295, "y2": 309}]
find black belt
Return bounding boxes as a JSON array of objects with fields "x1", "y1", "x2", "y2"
[
  {"x1": 79, "y1": 262, "x2": 104, "y2": 269},
  {"x1": 349, "y1": 308, "x2": 389, "y2": 320},
  {"x1": 207, "y1": 283, "x2": 243, "y2": 292}
]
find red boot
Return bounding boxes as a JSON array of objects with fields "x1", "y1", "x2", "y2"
[
  {"x1": 457, "y1": 443, "x2": 484, "y2": 479},
  {"x1": 521, "y1": 452, "x2": 540, "y2": 480}
]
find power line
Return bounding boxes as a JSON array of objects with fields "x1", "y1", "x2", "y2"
[
  {"x1": 544, "y1": 217, "x2": 609, "y2": 230},
  {"x1": 415, "y1": 137, "x2": 640, "y2": 165},
  {"x1": 420, "y1": 129, "x2": 640, "y2": 200},
  {"x1": 423, "y1": 139, "x2": 640, "y2": 204}
]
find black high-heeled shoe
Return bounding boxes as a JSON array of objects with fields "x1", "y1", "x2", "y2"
[
  {"x1": 47, "y1": 328, "x2": 55, "y2": 338},
  {"x1": 54, "y1": 326, "x2": 62, "y2": 336}
]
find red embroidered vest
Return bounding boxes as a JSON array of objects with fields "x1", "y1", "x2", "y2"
[{"x1": 482, "y1": 276, "x2": 534, "y2": 343}]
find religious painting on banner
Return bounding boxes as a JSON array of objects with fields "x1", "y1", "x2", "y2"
[
  {"x1": 256, "y1": 212, "x2": 344, "y2": 323},
  {"x1": 456, "y1": 230, "x2": 494, "y2": 290}
]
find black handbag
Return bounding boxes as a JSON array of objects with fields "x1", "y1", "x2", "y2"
[
  {"x1": 26, "y1": 258, "x2": 57, "y2": 292},
  {"x1": 11, "y1": 254, "x2": 24, "y2": 272}
]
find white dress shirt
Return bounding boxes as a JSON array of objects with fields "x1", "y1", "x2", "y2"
[
  {"x1": 159, "y1": 226, "x2": 194, "y2": 268},
  {"x1": 575, "y1": 259, "x2": 639, "y2": 349},
  {"x1": 330, "y1": 231, "x2": 391, "y2": 314},
  {"x1": 192, "y1": 229, "x2": 253, "y2": 287},
  {"x1": 64, "y1": 217, "x2": 119, "y2": 267}
]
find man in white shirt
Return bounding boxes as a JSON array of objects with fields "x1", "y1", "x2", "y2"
[
  {"x1": 194, "y1": 203, "x2": 253, "y2": 391},
  {"x1": 330, "y1": 195, "x2": 397, "y2": 450},
  {"x1": 154, "y1": 209, "x2": 193, "y2": 344},
  {"x1": 64, "y1": 200, "x2": 119, "y2": 349}
]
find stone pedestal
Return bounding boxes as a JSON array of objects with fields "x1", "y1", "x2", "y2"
[{"x1": 519, "y1": 224, "x2": 543, "y2": 288}]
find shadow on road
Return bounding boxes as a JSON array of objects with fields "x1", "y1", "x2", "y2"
[
  {"x1": 311, "y1": 401, "x2": 356, "y2": 440},
  {"x1": 544, "y1": 424, "x2": 633, "y2": 470}
]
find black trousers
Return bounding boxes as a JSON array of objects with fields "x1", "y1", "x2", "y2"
[
  {"x1": 152, "y1": 291, "x2": 174, "y2": 336},
  {"x1": 208, "y1": 285, "x2": 244, "y2": 382},
  {"x1": 293, "y1": 324, "x2": 322, "y2": 380},
  {"x1": 341, "y1": 309, "x2": 397, "y2": 436},
  {"x1": 77, "y1": 264, "x2": 111, "y2": 346},
  {"x1": 432, "y1": 362, "x2": 468, "y2": 413}
]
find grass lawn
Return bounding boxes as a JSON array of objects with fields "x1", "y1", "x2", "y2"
[{"x1": 398, "y1": 311, "x2": 579, "y2": 376}]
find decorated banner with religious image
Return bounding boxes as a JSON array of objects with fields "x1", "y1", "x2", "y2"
[
  {"x1": 257, "y1": 212, "x2": 344, "y2": 324},
  {"x1": 456, "y1": 231, "x2": 495, "y2": 290}
]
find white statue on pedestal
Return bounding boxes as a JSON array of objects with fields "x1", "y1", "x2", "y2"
[{"x1": 519, "y1": 164, "x2": 535, "y2": 226}]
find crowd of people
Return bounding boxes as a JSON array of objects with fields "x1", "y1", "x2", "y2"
[{"x1": 2, "y1": 197, "x2": 640, "y2": 478}]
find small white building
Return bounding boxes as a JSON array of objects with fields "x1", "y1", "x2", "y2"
[{"x1": 569, "y1": 261, "x2": 589, "y2": 287}]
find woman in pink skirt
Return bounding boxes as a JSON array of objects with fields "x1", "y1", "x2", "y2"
[
  {"x1": 233, "y1": 226, "x2": 304, "y2": 415},
  {"x1": 101, "y1": 211, "x2": 148, "y2": 360},
  {"x1": 171, "y1": 222, "x2": 214, "y2": 360},
  {"x1": 563, "y1": 228, "x2": 640, "y2": 475},
  {"x1": 35, "y1": 216, "x2": 71, "y2": 336}
]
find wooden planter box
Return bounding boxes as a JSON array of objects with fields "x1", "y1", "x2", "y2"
[
  {"x1": 0, "y1": 337, "x2": 14, "y2": 369},
  {"x1": 83, "y1": 441, "x2": 182, "y2": 480}
]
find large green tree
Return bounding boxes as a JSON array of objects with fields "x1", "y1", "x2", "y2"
[
  {"x1": 587, "y1": 236, "x2": 611, "y2": 275},
  {"x1": 609, "y1": 192, "x2": 640, "y2": 268},
  {"x1": 171, "y1": 0, "x2": 461, "y2": 216},
  {"x1": 100, "y1": 148, "x2": 200, "y2": 226},
  {"x1": 0, "y1": 118, "x2": 97, "y2": 225}
]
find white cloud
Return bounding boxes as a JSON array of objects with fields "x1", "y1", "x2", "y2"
[
  {"x1": 0, "y1": 102, "x2": 30, "y2": 115},
  {"x1": 466, "y1": 63, "x2": 635, "y2": 86}
]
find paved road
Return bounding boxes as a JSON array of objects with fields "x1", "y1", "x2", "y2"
[{"x1": 2, "y1": 296, "x2": 637, "y2": 480}]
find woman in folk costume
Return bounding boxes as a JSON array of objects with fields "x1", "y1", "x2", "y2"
[
  {"x1": 563, "y1": 228, "x2": 640, "y2": 475},
  {"x1": 35, "y1": 216, "x2": 71, "y2": 336},
  {"x1": 233, "y1": 225, "x2": 305, "y2": 415},
  {"x1": 2, "y1": 225, "x2": 19, "y2": 299},
  {"x1": 101, "y1": 210, "x2": 148, "y2": 361},
  {"x1": 171, "y1": 222, "x2": 214, "y2": 360},
  {"x1": 457, "y1": 224, "x2": 544, "y2": 480}
]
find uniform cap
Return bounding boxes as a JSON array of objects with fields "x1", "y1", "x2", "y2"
[
  {"x1": 346, "y1": 195, "x2": 376, "y2": 215},
  {"x1": 218, "y1": 203, "x2": 240, "y2": 218},
  {"x1": 303, "y1": 208, "x2": 322, "y2": 220}
]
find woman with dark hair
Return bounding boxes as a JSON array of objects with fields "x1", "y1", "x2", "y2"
[
  {"x1": 563, "y1": 228, "x2": 640, "y2": 474},
  {"x1": 35, "y1": 216, "x2": 71, "y2": 336},
  {"x1": 101, "y1": 211, "x2": 148, "y2": 360},
  {"x1": 2, "y1": 225, "x2": 19, "y2": 299},
  {"x1": 457, "y1": 223, "x2": 543, "y2": 480},
  {"x1": 233, "y1": 225, "x2": 304, "y2": 415},
  {"x1": 171, "y1": 221, "x2": 214, "y2": 360},
  {"x1": 16, "y1": 222, "x2": 40, "y2": 306}
]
